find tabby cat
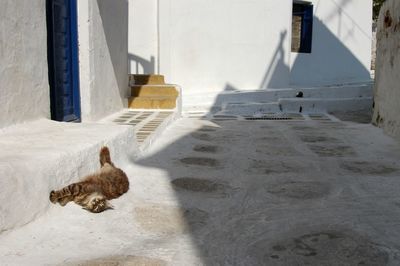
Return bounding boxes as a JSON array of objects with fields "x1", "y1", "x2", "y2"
[{"x1": 49, "y1": 147, "x2": 129, "y2": 213}]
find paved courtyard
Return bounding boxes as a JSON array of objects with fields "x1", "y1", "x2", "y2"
[{"x1": 1, "y1": 113, "x2": 400, "y2": 265}]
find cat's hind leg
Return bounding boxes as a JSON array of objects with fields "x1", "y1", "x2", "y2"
[
  {"x1": 50, "y1": 189, "x2": 74, "y2": 206},
  {"x1": 49, "y1": 182, "x2": 92, "y2": 206},
  {"x1": 49, "y1": 190, "x2": 59, "y2": 203},
  {"x1": 58, "y1": 195, "x2": 74, "y2": 206}
]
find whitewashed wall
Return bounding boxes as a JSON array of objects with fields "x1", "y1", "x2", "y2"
[
  {"x1": 0, "y1": 0, "x2": 50, "y2": 128},
  {"x1": 128, "y1": 0, "x2": 372, "y2": 102},
  {"x1": 159, "y1": 0, "x2": 293, "y2": 93},
  {"x1": 372, "y1": 0, "x2": 400, "y2": 139},
  {"x1": 290, "y1": 0, "x2": 372, "y2": 87},
  {"x1": 128, "y1": 0, "x2": 158, "y2": 74},
  {"x1": 78, "y1": 0, "x2": 129, "y2": 122}
]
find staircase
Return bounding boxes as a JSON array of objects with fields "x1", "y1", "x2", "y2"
[
  {"x1": 183, "y1": 83, "x2": 373, "y2": 116},
  {"x1": 128, "y1": 74, "x2": 180, "y2": 109}
]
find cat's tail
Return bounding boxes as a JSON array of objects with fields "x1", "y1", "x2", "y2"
[{"x1": 100, "y1": 146, "x2": 114, "y2": 167}]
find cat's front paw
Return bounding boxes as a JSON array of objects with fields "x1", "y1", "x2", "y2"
[{"x1": 49, "y1": 190, "x2": 57, "y2": 203}]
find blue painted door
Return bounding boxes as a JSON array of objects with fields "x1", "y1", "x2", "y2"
[
  {"x1": 292, "y1": 3, "x2": 313, "y2": 53},
  {"x1": 47, "y1": 0, "x2": 81, "y2": 122}
]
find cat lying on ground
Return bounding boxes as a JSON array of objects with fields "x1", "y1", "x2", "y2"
[{"x1": 49, "y1": 147, "x2": 129, "y2": 213}]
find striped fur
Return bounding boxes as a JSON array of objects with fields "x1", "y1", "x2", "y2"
[{"x1": 49, "y1": 147, "x2": 129, "y2": 213}]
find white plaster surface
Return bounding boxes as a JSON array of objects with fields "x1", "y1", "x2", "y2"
[
  {"x1": 130, "y1": 0, "x2": 372, "y2": 102},
  {"x1": 289, "y1": 0, "x2": 373, "y2": 86},
  {"x1": 78, "y1": 0, "x2": 129, "y2": 122},
  {"x1": 372, "y1": 0, "x2": 400, "y2": 140},
  {"x1": 128, "y1": 0, "x2": 158, "y2": 74},
  {"x1": 0, "y1": 119, "x2": 136, "y2": 233},
  {"x1": 159, "y1": 0, "x2": 292, "y2": 91},
  {"x1": 1, "y1": 117, "x2": 400, "y2": 265},
  {"x1": 0, "y1": 0, "x2": 50, "y2": 128}
]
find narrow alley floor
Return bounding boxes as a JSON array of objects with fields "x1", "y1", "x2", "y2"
[{"x1": 1, "y1": 113, "x2": 400, "y2": 265}]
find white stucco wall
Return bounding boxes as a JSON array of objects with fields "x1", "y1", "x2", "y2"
[
  {"x1": 129, "y1": 0, "x2": 371, "y2": 101},
  {"x1": 290, "y1": 0, "x2": 373, "y2": 87},
  {"x1": 0, "y1": 0, "x2": 50, "y2": 128},
  {"x1": 159, "y1": 0, "x2": 292, "y2": 93},
  {"x1": 78, "y1": 0, "x2": 129, "y2": 122},
  {"x1": 128, "y1": 0, "x2": 158, "y2": 74},
  {"x1": 372, "y1": 0, "x2": 400, "y2": 139}
]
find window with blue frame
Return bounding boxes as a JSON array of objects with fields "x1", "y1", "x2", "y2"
[{"x1": 291, "y1": 2, "x2": 313, "y2": 53}]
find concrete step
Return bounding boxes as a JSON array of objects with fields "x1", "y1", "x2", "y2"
[
  {"x1": 183, "y1": 83, "x2": 373, "y2": 111},
  {"x1": 128, "y1": 96, "x2": 177, "y2": 109},
  {"x1": 219, "y1": 97, "x2": 373, "y2": 115},
  {"x1": 278, "y1": 97, "x2": 373, "y2": 113},
  {"x1": 129, "y1": 74, "x2": 165, "y2": 85},
  {"x1": 102, "y1": 109, "x2": 180, "y2": 151},
  {"x1": 131, "y1": 85, "x2": 179, "y2": 97},
  {"x1": 220, "y1": 102, "x2": 281, "y2": 116},
  {"x1": 0, "y1": 119, "x2": 136, "y2": 233},
  {"x1": 0, "y1": 107, "x2": 182, "y2": 233}
]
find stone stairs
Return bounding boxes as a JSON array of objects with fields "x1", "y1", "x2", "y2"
[
  {"x1": 208, "y1": 83, "x2": 374, "y2": 116},
  {"x1": 128, "y1": 74, "x2": 180, "y2": 109}
]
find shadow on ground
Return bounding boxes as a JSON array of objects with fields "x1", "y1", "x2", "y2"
[
  {"x1": 73, "y1": 2, "x2": 381, "y2": 264},
  {"x1": 329, "y1": 108, "x2": 373, "y2": 124},
  {"x1": 126, "y1": 116, "x2": 400, "y2": 265}
]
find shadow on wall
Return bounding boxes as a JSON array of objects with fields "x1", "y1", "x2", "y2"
[
  {"x1": 207, "y1": 13, "x2": 371, "y2": 109},
  {"x1": 321, "y1": 0, "x2": 352, "y2": 38},
  {"x1": 323, "y1": 0, "x2": 371, "y2": 40},
  {"x1": 97, "y1": 0, "x2": 129, "y2": 97},
  {"x1": 290, "y1": 17, "x2": 371, "y2": 87},
  {"x1": 259, "y1": 30, "x2": 290, "y2": 89},
  {"x1": 128, "y1": 54, "x2": 156, "y2": 74}
]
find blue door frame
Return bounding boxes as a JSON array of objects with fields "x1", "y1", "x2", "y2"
[
  {"x1": 293, "y1": 3, "x2": 313, "y2": 53},
  {"x1": 47, "y1": 0, "x2": 81, "y2": 122}
]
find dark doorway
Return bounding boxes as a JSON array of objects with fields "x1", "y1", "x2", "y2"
[{"x1": 46, "y1": 0, "x2": 81, "y2": 122}]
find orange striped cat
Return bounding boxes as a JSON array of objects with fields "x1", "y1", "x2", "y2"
[{"x1": 49, "y1": 147, "x2": 129, "y2": 213}]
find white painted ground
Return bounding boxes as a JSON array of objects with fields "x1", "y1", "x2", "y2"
[
  {"x1": 0, "y1": 119, "x2": 136, "y2": 234},
  {"x1": 1, "y1": 116, "x2": 400, "y2": 265},
  {"x1": 0, "y1": 118, "x2": 202, "y2": 266}
]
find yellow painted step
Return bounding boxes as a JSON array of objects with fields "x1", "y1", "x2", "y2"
[
  {"x1": 128, "y1": 96, "x2": 177, "y2": 109},
  {"x1": 131, "y1": 85, "x2": 179, "y2": 97},
  {"x1": 130, "y1": 74, "x2": 165, "y2": 85}
]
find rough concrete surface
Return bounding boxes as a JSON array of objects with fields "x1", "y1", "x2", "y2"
[
  {"x1": 329, "y1": 108, "x2": 373, "y2": 124},
  {"x1": 372, "y1": 0, "x2": 400, "y2": 140},
  {"x1": 1, "y1": 116, "x2": 400, "y2": 265}
]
